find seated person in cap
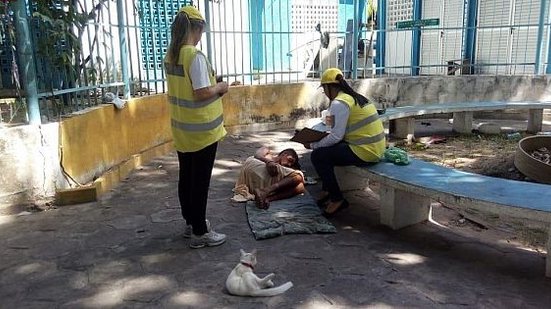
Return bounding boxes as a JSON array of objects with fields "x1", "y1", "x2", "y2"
[{"x1": 305, "y1": 68, "x2": 385, "y2": 217}]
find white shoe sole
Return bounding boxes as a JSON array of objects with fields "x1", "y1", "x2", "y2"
[{"x1": 189, "y1": 238, "x2": 226, "y2": 249}]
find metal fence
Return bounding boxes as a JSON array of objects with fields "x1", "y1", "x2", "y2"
[{"x1": 0, "y1": 0, "x2": 550, "y2": 123}]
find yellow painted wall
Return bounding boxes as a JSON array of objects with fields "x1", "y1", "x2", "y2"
[
  {"x1": 222, "y1": 83, "x2": 321, "y2": 127},
  {"x1": 58, "y1": 84, "x2": 325, "y2": 188},
  {"x1": 60, "y1": 94, "x2": 172, "y2": 184}
]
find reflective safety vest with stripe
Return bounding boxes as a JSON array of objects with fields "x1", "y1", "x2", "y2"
[
  {"x1": 164, "y1": 46, "x2": 226, "y2": 152},
  {"x1": 336, "y1": 92, "x2": 386, "y2": 162}
]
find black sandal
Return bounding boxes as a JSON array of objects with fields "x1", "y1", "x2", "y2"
[{"x1": 323, "y1": 199, "x2": 349, "y2": 217}]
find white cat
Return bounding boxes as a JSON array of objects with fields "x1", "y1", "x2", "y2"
[{"x1": 225, "y1": 249, "x2": 293, "y2": 297}]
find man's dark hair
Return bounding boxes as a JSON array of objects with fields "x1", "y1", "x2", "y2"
[{"x1": 278, "y1": 148, "x2": 301, "y2": 170}]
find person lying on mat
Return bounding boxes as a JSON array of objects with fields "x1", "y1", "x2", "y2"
[
  {"x1": 304, "y1": 68, "x2": 385, "y2": 217},
  {"x1": 235, "y1": 146, "x2": 305, "y2": 209}
]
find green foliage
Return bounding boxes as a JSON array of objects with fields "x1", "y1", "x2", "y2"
[
  {"x1": 31, "y1": 0, "x2": 111, "y2": 88},
  {"x1": 0, "y1": 1, "x2": 15, "y2": 47},
  {"x1": 33, "y1": 1, "x2": 80, "y2": 76},
  {"x1": 1, "y1": 1, "x2": 22, "y2": 99}
]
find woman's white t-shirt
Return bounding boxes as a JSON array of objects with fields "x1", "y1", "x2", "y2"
[{"x1": 189, "y1": 53, "x2": 212, "y2": 90}]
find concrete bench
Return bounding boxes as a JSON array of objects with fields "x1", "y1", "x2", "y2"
[
  {"x1": 336, "y1": 158, "x2": 551, "y2": 277},
  {"x1": 380, "y1": 101, "x2": 551, "y2": 138}
]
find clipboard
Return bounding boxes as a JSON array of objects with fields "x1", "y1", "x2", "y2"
[{"x1": 290, "y1": 128, "x2": 329, "y2": 144}]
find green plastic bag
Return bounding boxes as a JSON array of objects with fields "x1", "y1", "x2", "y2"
[{"x1": 384, "y1": 147, "x2": 410, "y2": 165}]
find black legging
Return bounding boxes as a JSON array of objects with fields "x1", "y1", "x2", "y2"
[
  {"x1": 311, "y1": 142, "x2": 366, "y2": 202},
  {"x1": 177, "y1": 142, "x2": 218, "y2": 235}
]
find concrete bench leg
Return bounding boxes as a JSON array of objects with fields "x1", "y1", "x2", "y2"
[
  {"x1": 390, "y1": 117, "x2": 415, "y2": 139},
  {"x1": 379, "y1": 185, "x2": 431, "y2": 230},
  {"x1": 452, "y1": 111, "x2": 473, "y2": 134},
  {"x1": 527, "y1": 109, "x2": 543, "y2": 133},
  {"x1": 335, "y1": 166, "x2": 370, "y2": 191}
]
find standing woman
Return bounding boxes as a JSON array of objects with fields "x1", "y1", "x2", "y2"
[
  {"x1": 307, "y1": 68, "x2": 385, "y2": 216},
  {"x1": 164, "y1": 6, "x2": 229, "y2": 248}
]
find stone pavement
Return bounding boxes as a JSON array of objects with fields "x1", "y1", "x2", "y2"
[{"x1": 1, "y1": 129, "x2": 551, "y2": 308}]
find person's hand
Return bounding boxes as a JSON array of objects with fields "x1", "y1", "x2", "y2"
[
  {"x1": 255, "y1": 146, "x2": 270, "y2": 158},
  {"x1": 304, "y1": 143, "x2": 311, "y2": 149},
  {"x1": 217, "y1": 81, "x2": 229, "y2": 96},
  {"x1": 326, "y1": 115, "x2": 334, "y2": 128},
  {"x1": 265, "y1": 161, "x2": 278, "y2": 177}
]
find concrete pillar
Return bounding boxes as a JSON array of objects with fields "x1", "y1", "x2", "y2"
[
  {"x1": 527, "y1": 109, "x2": 543, "y2": 133},
  {"x1": 379, "y1": 185, "x2": 431, "y2": 229},
  {"x1": 391, "y1": 118, "x2": 415, "y2": 139},
  {"x1": 452, "y1": 111, "x2": 473, "y2": 134}
]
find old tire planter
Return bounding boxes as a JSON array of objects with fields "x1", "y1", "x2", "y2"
[{"x1": 514, "y1": 135, "x2": 551, "y2": 184}]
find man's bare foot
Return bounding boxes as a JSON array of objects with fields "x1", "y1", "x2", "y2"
[
  {"x1": 316, "y1": 191, "x2": 330, "y2": 208},
  {"x1": 323, "y1": 199, "x2": 349, "y2": 217},
  {"x1": 254, "y1": 188, "x2": 269, "y2": 209}
]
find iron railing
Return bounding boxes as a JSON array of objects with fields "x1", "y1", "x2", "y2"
[{"x1": 0, "y1": 0, "x2": 550, "y2": 123}]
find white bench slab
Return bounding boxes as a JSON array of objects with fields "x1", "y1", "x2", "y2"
[
  {"x1": 337, "y1": 158, "x2": 551, "y2": 277},
  {"x1": 379, "y1": 101, "x2": 551, "y2": 138}
]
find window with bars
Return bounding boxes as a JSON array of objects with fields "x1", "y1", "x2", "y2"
[
  {"x1": 387, "y1": 0, "x2": 413, "y2": 30},
  {"x1": 138, "y1": 0, "x2": 192, "y2": 71},
  {"x1": 290, "y1": 0, "x2": 338, "y2": 33}
]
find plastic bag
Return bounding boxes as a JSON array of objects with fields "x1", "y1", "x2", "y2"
[
  {"x1": 384, "y1": 147, "x2": 410, "y2": 165},
  {"x1": 103, "y1": 92, "x2": 126, "y2": 109}
]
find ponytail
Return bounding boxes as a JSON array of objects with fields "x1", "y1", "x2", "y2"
[
  {"x1": 334, "y1": 74, "x2": 370, "y2": 107},
  {"x1": 166, "y1": 12, "x2": 192, "y2": 64}
]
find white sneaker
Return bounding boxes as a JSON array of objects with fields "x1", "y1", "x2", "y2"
[
  {"x1": 190, "y1": 230, "x2": 226, "y2": 249},
  {"x1": 183, "y1": 220, "x2": 210, "y2": 238}
]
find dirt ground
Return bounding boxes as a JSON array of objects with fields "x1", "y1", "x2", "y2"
[{"x1": 398, "y1": 132, "x2": 526, "y2": 181}]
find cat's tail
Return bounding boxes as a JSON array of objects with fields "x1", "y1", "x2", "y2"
[{"x1": 250, "y1": 281, "x2": 293, "y2": 297}]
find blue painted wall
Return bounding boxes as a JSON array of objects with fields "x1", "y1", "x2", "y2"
[
  {"x1": 338, "y1": 0, "x2": 367, "y2": 33},
  {"x1": 250, "y1": 0, "x2": 265, "y2": 70},
  {"x1": 249, "y1": 0, "x2": 290, "y2": 72},
  {"x1": 339, "y1": 0, "x2": 355, "y2": 33}
]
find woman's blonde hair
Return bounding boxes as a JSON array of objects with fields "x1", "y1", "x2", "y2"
[{"x1": 166, "y1": 11, "x2": 204, "y2": 64}]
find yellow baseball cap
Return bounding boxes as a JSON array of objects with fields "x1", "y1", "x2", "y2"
[
  {"x1": 320, "y1": 68, "x2": 343, "y2": 85},
  {"x1": 179, "y1": 6, "x2": 205, "y2": 22}
]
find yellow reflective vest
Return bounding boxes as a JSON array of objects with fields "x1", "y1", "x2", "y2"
[
  {"x1": 164, "y1": 46, "x2": 226, "y2": 152},
  {"x1": 335, "y1": 92, "x2": 385, "y2": 162}
]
